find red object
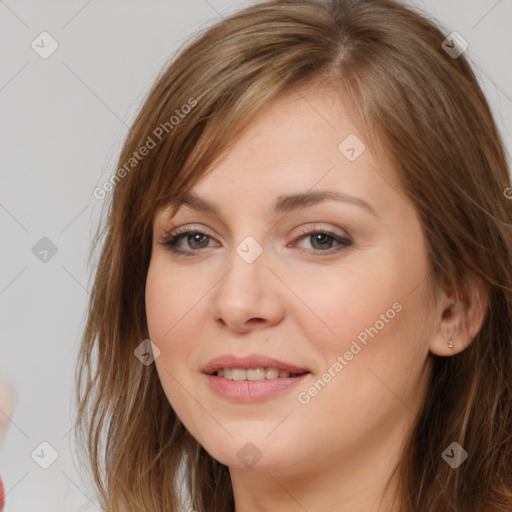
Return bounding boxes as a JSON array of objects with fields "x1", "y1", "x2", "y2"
[{"x1": 0, "y1": 475, "x2": 4, "y2": 511}]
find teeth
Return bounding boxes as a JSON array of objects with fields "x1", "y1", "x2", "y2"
[
  {"x1": 247, "y1": 368, "x2": 265, "y2": 381},
  {"x1": 232, "y1": 369, "x2": 246, "y2": 381},
  {"x1": 265, "y1": 368, "x2": 279, "y2": 379},
  {"x1": 214, "y1": 367, "x2": 303, "y2": 380}
]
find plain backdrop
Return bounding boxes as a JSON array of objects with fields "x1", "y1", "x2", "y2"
[{"x1": 1, "y1": 0, "x2": 511, "y2": 510}]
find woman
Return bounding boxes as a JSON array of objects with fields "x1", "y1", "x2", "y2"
[{"x1": 76, "y1": 0, "x2": 512, "y2": 511}]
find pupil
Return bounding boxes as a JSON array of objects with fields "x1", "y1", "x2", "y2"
[
  {"x1": 190, "y1": 233, "x2": 207, "y2": 248},
  {"x1": 313, "y1": 233, "x2": 331, "y2": 249}
]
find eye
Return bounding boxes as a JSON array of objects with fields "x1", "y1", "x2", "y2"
[
  {"x1": 291, "y1": 228, "x2": 352, "y2": 254},
  {"x1": 158, "y1": 226, "x2": 352, "y2": 256},
  {"x1": 158, "y1": 228, "x2": 216, "y2": 256}
]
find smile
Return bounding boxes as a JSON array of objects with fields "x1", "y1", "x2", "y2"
[
  {"x1": 215, "y1": 368, "x2": 305, "y2": 380},
  {"x1": 202, "y1": 353, "x2": 311, "y2": 402},
  {"x1": 205, "y1": 373, "x2": 310, "y2": 402}
]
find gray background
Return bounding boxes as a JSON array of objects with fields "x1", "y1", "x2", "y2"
[{"x1": 1, "y1": 0, "x2": 511, "y2": 510}]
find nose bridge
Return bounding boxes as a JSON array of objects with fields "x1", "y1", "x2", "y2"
[
  {"x1": 209, "y1": 234, "x2": 283, "y2": 329},
  {"x1": 219, "y1": 234, "x2": 268, "y2": 300},
  {"x1": 235, "y1": 234, "x2": 265, "y2": 265}
]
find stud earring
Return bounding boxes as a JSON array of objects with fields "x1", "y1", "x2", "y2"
[{"x1": 448, "y1": 338, "x2": 454, "y2": 349}]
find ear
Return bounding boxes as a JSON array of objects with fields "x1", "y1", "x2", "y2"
[{"x1": 429, "y1": 273, "x2": 489, "y2": 356}]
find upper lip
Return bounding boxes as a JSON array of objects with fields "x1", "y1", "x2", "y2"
[{"x1": 202, "y1": 354, "x2": 311, "y2": 375}]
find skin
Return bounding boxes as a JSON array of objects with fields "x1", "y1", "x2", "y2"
[{"x1": 145, "y1": 84, "x2": 487, "y2": 512}]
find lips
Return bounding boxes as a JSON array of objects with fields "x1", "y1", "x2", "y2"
[
  {"x1": 202, "y1": 354, "x2": 310, "y2": 376},
  {"x1": 202, "y1": 354, "x2": 311, "y2": 402}
]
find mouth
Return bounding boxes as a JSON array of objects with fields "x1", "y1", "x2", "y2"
[
  {"x1": 212, "y1": 368, "x2": 308, "y2": 380},
  {"x1": 202, "y1": 354, "x2": 311, "y2": 402},
  {"x1": 202, "y1": 353, "x2": 310, "y2": 378}
]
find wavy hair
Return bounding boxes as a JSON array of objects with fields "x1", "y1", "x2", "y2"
[{"x1": 76, "y1": 0, "x2": 512, "y2": 510}]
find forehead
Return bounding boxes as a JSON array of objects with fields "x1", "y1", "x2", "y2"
[{"x1": 158, "y1": 87, "x2": 404, "y2": 222}]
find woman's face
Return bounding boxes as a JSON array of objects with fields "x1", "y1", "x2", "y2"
[{"x1": 146, "y1": 86, "x2": 438, "y2": 476}]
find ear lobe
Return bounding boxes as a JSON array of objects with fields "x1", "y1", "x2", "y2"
[{"x1": 429, "y1": 274, "x2": 488, "y2": 357}]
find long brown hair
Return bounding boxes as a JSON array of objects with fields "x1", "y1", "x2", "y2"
[{"x1": 76, "y1": 1, "x2": 512, "y2": 510}]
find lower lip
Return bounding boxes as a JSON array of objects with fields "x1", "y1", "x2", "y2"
[{"x1": 204, "y1": 373, "x2": 310, "y2": 402}]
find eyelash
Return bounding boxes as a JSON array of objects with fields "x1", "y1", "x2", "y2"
[{"x1": 158, "y1": 226, "x2": 352, "y2": 257}]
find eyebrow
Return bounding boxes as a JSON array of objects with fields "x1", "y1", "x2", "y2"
[{"x1": 169, "y1": 190, "x2": 378, "y2": 217}]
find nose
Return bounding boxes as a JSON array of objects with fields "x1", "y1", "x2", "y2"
[{"x1": 209, "y1": 246, "x2": 285, "y2": 333}]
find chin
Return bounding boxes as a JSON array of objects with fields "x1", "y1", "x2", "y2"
[{"x1": 197, "y1": 431, "x2": 305, "y2": 472}]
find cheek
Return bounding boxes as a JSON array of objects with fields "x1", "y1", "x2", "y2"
[
  {"x1": 290, "y1": 246, "x2": 430, "y2": 398},
  {"x1": 145, "y1": 258, "x2": 210, "y2": 386},
  {"x1": 145, "y1": 257, "x2": 200, "y2": 343},
  {"x1": 287, "y1": 257, "x2": 403, "y2": 355},
  {"x1": 145, "y1": 260, "x2": 209, "y2": 441},
  {"x1": 145, "y1": 259, "x2": 196, "y2": 388}
]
